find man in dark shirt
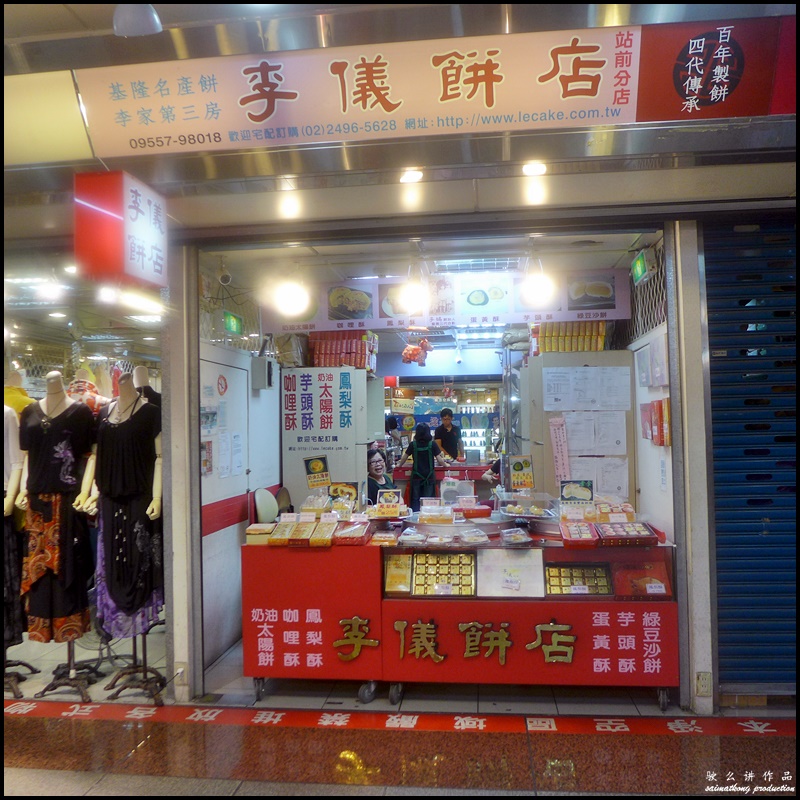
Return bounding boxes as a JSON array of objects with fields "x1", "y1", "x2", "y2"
[{"x1": 434, "y1": 407, "x2": 464, "y2": 461}]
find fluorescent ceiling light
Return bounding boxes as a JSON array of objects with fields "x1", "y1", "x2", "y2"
[
  {"x1": 128, "y1": 315, "x2": 162, "y2": 324},
  {"x1": 400, "y1": 169, "x2": 423, "y2": 183},
  {"x1": 523, "y1": 161, "x2": 547, "y2": 176}
]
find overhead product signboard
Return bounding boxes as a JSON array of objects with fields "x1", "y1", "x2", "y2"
[
  {"x1": 261, "y1": 269, "x2": 632, "y2": 335},
  {"x1": 72, "y1": 17, "x2": 791, "y2": 159}
]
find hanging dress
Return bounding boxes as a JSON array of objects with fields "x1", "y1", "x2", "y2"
[
  {"x1": 94, "y1": 399, "x2": 163, "y2": 636},
  {"x1": 4, "y1": 405, "x2": 25, "y2": 650},
  {"x1": 19, "y1": 401, "x2": 95, "y2": 643}
]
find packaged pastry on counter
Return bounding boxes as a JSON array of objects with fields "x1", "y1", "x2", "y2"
[
  {"x1": 370, "y1": 529, "x2": 399, "y2": 546},
  {"x1": 595, "y1": 502, "x2": 636, "y2": 523},
  {"x1": 457, "y1": 528, "x2": 491, "y2": 546},
  {"x1": 267, "y1": 521, "x2": 296, "y2": 546},
  {"x1": 397, "y1": 528, "x2": 427, "y2": 547},
  {"x1": 309, "y1": 521, "x2": 337, "y2": 547},
  {"x1": 596, "y1": 522, "x2": 658, "y2": 546},
  {"x1": 425, "y1": 531, "x2": 457, "y2": 547},
  {"x1": 245, "y1": 533, "x2": 272, "y2": 545},
  {"x1": 333, "y1": 522, "x2": 371, "y2": 546},
  {"x1": 246, "y1": 522, "x2": 277, "y2": 535},
  {"x1": 418, "y1": 506, "x2": 454, "y2": 525},
  {"x1": 411, "y1": 552, "x2": 475, "y2": 596},
  {"x1": 560, "y1": 522, "x2": 600, "y2": 548},
  {"x1": 545, "y1": 563, "x2": 612, "y2": 596},
  {"x1": 500, "y1": 527, "x2": 533, "y2": 546},
  {"x1": 300, "y1": 493, "x2": 333, "y2": 518},
  {"x1": 288, "y1": 521, "x2": 317, "y2": 547},
  {"x1": 612, "y1": 561, "x2": 672, "y2": 599},
  {"x1": 331, "y1": 497, "x2": 355, "y2": 521},
  {"x1": 453, "y1": 504, "x2": 492, "y2": 519},
  {"x1": 384, "y1": 553, "x2": 413, "y2": 594}
]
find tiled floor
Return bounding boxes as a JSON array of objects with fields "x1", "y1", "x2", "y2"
[{"x1": 5, "y1": 631, "x2": 796, "y2": 796}]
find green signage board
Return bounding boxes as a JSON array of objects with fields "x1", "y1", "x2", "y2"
[{"x1": 223, "y1": 310, "x2": 244, "y2": 335}]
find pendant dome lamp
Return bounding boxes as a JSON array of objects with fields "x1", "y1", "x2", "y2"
[{"x1": 113, "y1": 4, "x2": 163, "y2": 37}]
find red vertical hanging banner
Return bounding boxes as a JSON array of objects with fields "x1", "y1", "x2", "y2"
[{"x1": 74, "y1": 171, "x2": 168, "y2": 288}]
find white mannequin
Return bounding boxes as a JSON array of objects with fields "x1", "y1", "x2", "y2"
[
  {"x1": 4, "y1": 405, "x2": 23, "y2": 516},
  {"x1": 111, "y1": 371, "x2": 144, "y2": 424},
  {"x1": 5, "y1": 370, "x2": 24, "y2": 388},
  {"x1": 74, "y1": 367, "x2": 93, "y2": 382},
  {"x1": 15, "y1": 370, "x2": 96, "y2": 512},
  {"x1": 93, "y1": 364, "x2": 113, "y2": 399},
  {"x1": 83, "y1": 372, "x2": 162, "y2": 521},
  {"x1": 132, "y1": 365, "x2": 150, "y2": 389}
]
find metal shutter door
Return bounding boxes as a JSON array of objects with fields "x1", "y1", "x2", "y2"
[{"x1": 703, "y1": 219, "x2": 796, "y2": 689}]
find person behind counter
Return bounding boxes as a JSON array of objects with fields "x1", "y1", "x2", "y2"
[
  {"x1": 367, "y1": 447, "x2": 396, "y2": 505},
  {"x1": 385, "y1": 416, "x2": 402, "y2": 446},
  {"x1": 397, "y1": 423, "x2": 448, "y2": 512},
  {"x1": 434, "y1": 407, "x2": 465, "y2": 461},
  {"x1": 482, "y1": 458, "x2": 501, "y2": 483}
]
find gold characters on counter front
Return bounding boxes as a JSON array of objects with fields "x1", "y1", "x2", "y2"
[
  {"x1": 393, "y1": 619, "x2": 446, "y2": 663},
  {"x1": 525, "y1": 620, "x2": 577, "y2": 663},
  {"x1": 458, "y1": 621, "x2": 513, "y2": 665},
  {"x1": 334, "y1": 616, "x2": 379, "y2": 661}
]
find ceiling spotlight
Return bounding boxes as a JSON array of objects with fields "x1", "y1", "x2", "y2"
[
  {"x1": 113, "y1": 4, "x2": 163, "y2": 37},
  {"x1": 273, "y1": 281, "x2": 310, "y2": 317}
]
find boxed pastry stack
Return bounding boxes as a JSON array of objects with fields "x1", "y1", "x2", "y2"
[{"x1": 308, "y1": 330, "x2": 379, "y2": 371}]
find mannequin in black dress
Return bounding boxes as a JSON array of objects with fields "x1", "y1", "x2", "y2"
[
  {"x1": 82, "y1": 371, "x2": 164, "y2": 701},
  {"x1": 84, "y1": 371, "x2": 163, "y2": 618},
  {"x1": 4, "y1": 403, "x2": 33, "y2": 697},
  {"x1": 15, "y1": 371, "x2": 96, "y2": 645}
]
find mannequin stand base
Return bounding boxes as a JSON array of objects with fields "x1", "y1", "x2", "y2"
[
  {"x1": 34, "y1": 674, "x2": 92, "y2": 703},
  {"x1": 104, "y1": 626, "x2": 165, "y2": 705},
  {"x1": 35, "y1": 640, "x2": 94, "y2": 702},
  {"x1": 4, "y1": 672, "x2": 26, "y2": 699},
  {"x1": 53, "y1": 655, "x2": 106, "y2": 681},
  {"x1": 105, "y1": 668, "x2": 166, "y2": 706},
  {"x1": 4, "y1": 656, "x2": 41, "y2": 699},
  {"x1": 5, "y1": 659, "x2": 41, "y2": 676}
]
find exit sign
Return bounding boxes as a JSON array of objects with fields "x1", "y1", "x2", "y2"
[
  {"x1": 223, "y1": 311, "x2": 244, "y2": 335},
  {"x1": 631, "y1": 248, "x2": 656, "y2": 286}
]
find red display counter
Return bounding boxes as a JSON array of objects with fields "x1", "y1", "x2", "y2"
[
  {"x1": 241, "y1": 545, "x2": 384, "y2": 699},
  {"x1": 241, "y1": 539, "x2": 678, "y2": 707}
]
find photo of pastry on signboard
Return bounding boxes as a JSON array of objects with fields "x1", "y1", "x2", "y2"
[{"x1": 327, "y1": 285, "x2": 373, "y2": 320}]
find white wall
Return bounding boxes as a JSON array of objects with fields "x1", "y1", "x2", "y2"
[
  {"x1": 629, "y1": 323, "x2": 674, "y2": 538},
  {"x1": 199, "y1": 343, "x2": 280, "y2": 669},
  {"x1": 378, "y1": 346, "x2": 503, "y2": 379}
]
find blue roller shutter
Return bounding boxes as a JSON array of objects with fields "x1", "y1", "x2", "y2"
[{"x1": 703, "y1": 219, "x2": 796, "y2": 688}]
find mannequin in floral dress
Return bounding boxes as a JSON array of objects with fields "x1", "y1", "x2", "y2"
[{"x1": 16, "y1": 371, "x2": 95, "y2": 644}]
